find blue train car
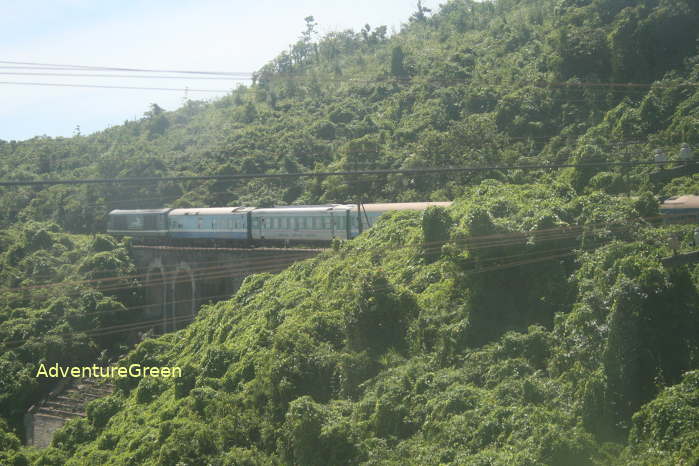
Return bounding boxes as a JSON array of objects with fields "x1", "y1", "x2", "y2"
[
  {"x1": 250, "y1": 205, "x2": 352, "y2": 241},
  {"x1": 107, "y1": 208, "x2": 171, "y2": 237},
  {"x1": 168, "y1": 207, "x2": 254, "y2": 240}
]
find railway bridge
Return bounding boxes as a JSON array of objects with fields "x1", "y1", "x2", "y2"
[{"x1": 131, "y1": 245, "x2": 322, "y2": 333}]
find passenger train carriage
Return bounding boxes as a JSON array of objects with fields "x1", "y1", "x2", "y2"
[
  {"x1": 168, "y1": 207, "x2": 254, "y2": 240},
  {"x1": 107, "y1": 202, "x2": 453, "y2": 244},
  {"x1": 251, "y1": 205, "x2": 352, "y2": 241},
  {"x1": 660, "y1": 195, "x2": 699, "y2": 224},
  {"x1": 107, "y1": 208, "x2": 171, "y2": 237}
]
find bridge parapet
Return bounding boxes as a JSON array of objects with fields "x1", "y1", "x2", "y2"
[{"x1": 131, "y1": 246, "x2": 322, "y2": 333}]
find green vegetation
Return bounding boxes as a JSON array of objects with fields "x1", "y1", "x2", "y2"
[
  {"x1": 1, "y1": 0, "x2": 698, "y2": 230},
  {"x1": 0, "y1": 227, "x2": 141, "y2": 465},
  {"x1": 26, "y1": 182, "x2": 695, "y2": 465},
  {"x1": 1, "y1": 0, "x2": 699, "y2": 463}
]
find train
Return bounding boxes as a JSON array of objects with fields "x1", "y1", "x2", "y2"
[
  {"x1": 107, "y1": 202, "x2": 452, "y2": 244},
  {"x1": 659, "y1": 195, "x2": 699, "y2": 224}
]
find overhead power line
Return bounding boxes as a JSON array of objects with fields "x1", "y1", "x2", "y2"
[
  {"x1": 4, "y1": 61, "x2": 699, "y2": 90},
  {"x1": 0, "y1": 71, "x2": 250, "y2": 80},
  {"x1": 0, "y1": 60, "x2": 251, "y2": 77},
  {"x1": 0, "y1": 81, "x2": 230, "y2": 93},
  {"x1": 0, "y1": 160, "x2": 688, "y2": 187}
]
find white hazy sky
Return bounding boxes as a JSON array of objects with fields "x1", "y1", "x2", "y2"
[{"x1": 0, "y1": 0, "x2": 440, "y2": 142}]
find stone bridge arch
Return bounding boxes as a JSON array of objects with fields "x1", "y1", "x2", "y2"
[
  {"x1": 170, "y1": 262, "x2": 196, "y2": 331},
  {"x1": 145, "y1": 258, "x2": 166, "y2": 333},
  {"x1": 132, "y1": 246, "x2": 320, "y2": 335}
]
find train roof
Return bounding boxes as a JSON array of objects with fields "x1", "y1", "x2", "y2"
[
  {"x1": 350, "y1": 202, "x2": 452, "y2": 212},
  {"x1": 168, "y1": 207, "x2": 255, "y2": 216},
  {"x1": 660, "y1": 195, "x2": 699, "y2": 210},
  {"x1": 272, "y1": 204, "x2": 344, "y2": 208},
  {"x1": 109, "y1": 208, "x2": 171, "y2": 215},
  {"x1": 252, "y1": 205, "x2": 351, "y2": 214}
]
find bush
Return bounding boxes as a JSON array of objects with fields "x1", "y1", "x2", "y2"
[{"x1": 86, "y1": 396, "x2": 122, "y2": 428}]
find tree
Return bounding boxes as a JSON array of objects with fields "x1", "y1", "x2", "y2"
[
  {"x1": 422, "y1": 206, "x2": 452, "y2": 262},
  {"x1": 391, "y1": 46, "x2": 407, "y2": 77},
  {"x1": 410, "y1": 0, "x2": 432, "y2": 23}
]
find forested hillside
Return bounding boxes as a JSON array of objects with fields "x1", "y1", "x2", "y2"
[
  {"x1": 1, "y1": 0, "x2": 699, "y2": 464},
  {"x1": 0, "y1": 228, "x2": 141, "y2": 460},
  {"x1": 1, "y1": 0, "x2": 698, "y2": 231},
  {"x1": 8, "y1": 183, "x2": 697, "y2": 465}
]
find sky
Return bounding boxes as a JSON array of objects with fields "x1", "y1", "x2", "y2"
[{"x1": 0, "y1": 0, "x2": 440, "y2": 142}]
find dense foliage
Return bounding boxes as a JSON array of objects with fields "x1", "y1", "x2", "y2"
[
  {"x1": 0, "y1": 228, "x2": 141, "y2": 464},
  {"x1": 1, "y1": 0, "x2": 699, "y2": 463},
  {"x1": 21, "y1": 181, "x2": 695, "y2": 465}
]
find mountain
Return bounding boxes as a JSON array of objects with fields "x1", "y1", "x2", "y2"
[
  {"x1": 0, "y1": 0, "x2": 697, "y2": 231},
  {"x1": 1, "y1": 0, "x2": 698, "y2": 464}
]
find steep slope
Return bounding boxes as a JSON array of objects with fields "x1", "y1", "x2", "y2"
[
  {"x1": 18, "y1": 181, "x2": 697, "y2": 465},
  {"x1": 0, "y1": 227, "x2": 141, "y2": 459},
  {"x1": 1, "y1": 0, "x2": 699, "y2": 463}
]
